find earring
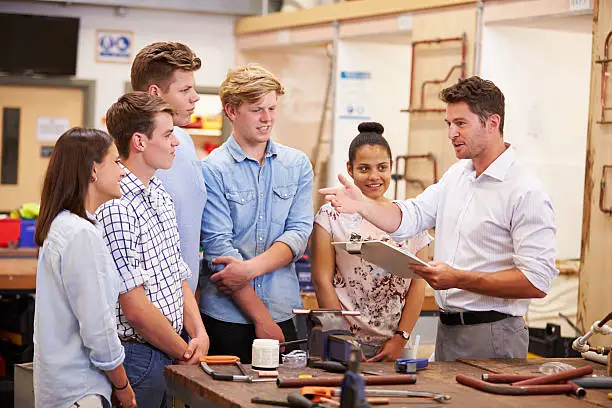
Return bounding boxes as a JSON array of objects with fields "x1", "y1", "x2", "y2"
[{"x1": 91, "y1": 176, "x2": 97, "y2": 182}]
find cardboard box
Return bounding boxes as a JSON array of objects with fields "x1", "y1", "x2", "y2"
[{"x1": 14, "y1": 362, "x2": 34, "y2": 408}]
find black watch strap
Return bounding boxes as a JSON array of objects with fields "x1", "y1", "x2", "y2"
[{"x1": 394, "y1": 330, "x2": 410, "y2": 340}]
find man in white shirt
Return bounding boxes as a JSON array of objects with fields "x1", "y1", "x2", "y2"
[{"x1": 320, "y1": 76, "x2": 558, "y2": 361}]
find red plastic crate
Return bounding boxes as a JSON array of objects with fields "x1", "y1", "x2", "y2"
[{"x1": 0, "y1": 218, "x2": 21, "y2": 248}]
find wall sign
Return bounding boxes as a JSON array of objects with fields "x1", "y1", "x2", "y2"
[
  {"x1": 96, "y1": 30, "x2": 133, "y2": 63},
  {"x1": 337, "y1": 71, "x2": 373, "y2": 121},
  {"x1": 36, "y1": 117, "x2": 69, "y2": 142},
  {"x1": 40, "y1": 146, "x2": 54, "y2": 158}
]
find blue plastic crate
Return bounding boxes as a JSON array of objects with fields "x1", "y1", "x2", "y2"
[{"x1": 18, "y1": 219, "x2": 37, "y2": 248}]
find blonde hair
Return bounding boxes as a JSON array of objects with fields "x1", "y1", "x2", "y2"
[{"x1": 219, "y1": 64, "x2": 284, "y2": 116}]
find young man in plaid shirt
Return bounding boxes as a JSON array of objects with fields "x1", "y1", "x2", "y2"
[{"x1": 97, "y1": 92, "x2": 209, "y2": 408}]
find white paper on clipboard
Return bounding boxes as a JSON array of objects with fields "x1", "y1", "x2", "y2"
[{"x1": 332, "y1": 240, "x2": 429, "y2": 280}]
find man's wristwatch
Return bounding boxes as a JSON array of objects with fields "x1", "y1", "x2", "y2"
[{"x1": 394, "y1": 330, "x2": 410, "y2": 341}]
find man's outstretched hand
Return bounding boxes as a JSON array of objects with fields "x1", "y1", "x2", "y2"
[{"x1": 319, "y1": 174, "x2": 365, "y2": 214}]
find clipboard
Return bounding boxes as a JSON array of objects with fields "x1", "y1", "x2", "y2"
[{"x1": 332, "y1": 240, "x2": 428, "y2": 280}]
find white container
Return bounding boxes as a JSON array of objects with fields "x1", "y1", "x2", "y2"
[{"x1": 252, "y1": 339, "x2": 279, "y2": 370}]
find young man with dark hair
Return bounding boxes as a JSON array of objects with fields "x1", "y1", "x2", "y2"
[
  {"x1": 199, "y1": 64, "x2": 314, "y2": 362},
  {"x1": 98, "y1": 92, "x2": 209, "y2": 407},
  {"x1": 131, "y1": 42, "x2": 205, "y2": 293},
  {"x1": 321, "y1": 76, "x2": 558, "y2": 361}
]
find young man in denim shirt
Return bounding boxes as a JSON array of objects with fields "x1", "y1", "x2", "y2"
[{"x1": 199, "y1": 64, "x2": 313, "y2": 362}]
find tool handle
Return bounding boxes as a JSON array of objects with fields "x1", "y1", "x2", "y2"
[
  {"x1": 212, "y1": 372, "x2": 238, "y2": 381},
  {"x1": 251, "y1": 397, "x2": 291, "y2": 407},
  {"x1": 200, "y1": 355, "x2": 240, "y2": 364},
  {"x1": 365, "y1": 397, "x2": 390, "y2": 405},
  {"x1": 311, "y1": 360, "x2": 347, "y2": 373},
  {"x1": 287, "y1": 392, "x2": 316, "y2": 408}
]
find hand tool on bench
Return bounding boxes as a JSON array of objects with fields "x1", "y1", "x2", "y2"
[
  {"x1": 394, "y1": 358, "x2": 429, "y2": 374},
  {"x1": 277, "y1": 374, "x2": 417, "y2": 387},
  {"x1": 339, "y1": 347, "x2": 367, "y2": 408},
  {"x1": 251, "y1": 393, "x2": 322, "y2": 408},
  {"x1": 200, "y1": 355, "x2": 276, "y2": 383},
  {"x1": 299, "y1": 386, "x2": 449, "y2": 404}
]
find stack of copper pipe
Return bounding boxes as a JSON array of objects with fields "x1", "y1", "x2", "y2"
[{"x1": 456, "y1": 366, "x2": 593, "y2": 397}]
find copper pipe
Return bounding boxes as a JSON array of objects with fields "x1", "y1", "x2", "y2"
[
  {"x1": 597, "y1": 311, "x2": 612, "y2": 327},
  {"x1": 393, "y1": 153, "x2": 438, "y2": 199},
  {"x1": 568, "y1": 381, "x2": 588, "y2": 397},
  {"x1": 512, "y1": 366, "x2": 593, "y2": 386},
  {"x1": 419, "y1": 64, "x2": 464, "y2": 108},
  {"x1": 456, "y1": 375, "x2": 582, "y2": 396},
  {"x1": 599, "y1": 165, "x2": 612, "y2": 214},
  {"x1": 482, "y1": 374, "x2": 536, "y2": 384},
  {"x1": 277, "y1": 375, "x2": 417, "y2": 388},
  {"x1": 598, "y1": 31, "x2": 612, "y2": 124},
  {"x1": 407, "y1": 35, "x2": 467, "y2": 113}
]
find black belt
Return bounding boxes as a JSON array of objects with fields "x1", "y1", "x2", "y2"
[{"x1": 440, "y1": 310, "x2": 511, "y2": 326}]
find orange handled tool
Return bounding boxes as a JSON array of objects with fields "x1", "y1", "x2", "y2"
[
  {"x1": 200, "y1": 355, "x2": 240, "y2": 364},
  {"x1": 200, "y1": 355, "x2": 275, "y2": 383},
  {"x1": 300, "y1": 387, "x2": 334, "y2": 402}
]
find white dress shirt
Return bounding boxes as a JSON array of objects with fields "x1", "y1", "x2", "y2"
[{"x1": 391, "y1": 146, "x2": 558, "y2": 316}]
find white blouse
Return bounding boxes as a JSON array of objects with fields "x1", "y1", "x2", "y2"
[{"x1": 315, "y1": 203, "x2": 432, "y2": 347}]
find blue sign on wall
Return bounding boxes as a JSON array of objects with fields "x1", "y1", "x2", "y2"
[{"x1": 96, "y1": 30, "x2": 133, "y2": 63}]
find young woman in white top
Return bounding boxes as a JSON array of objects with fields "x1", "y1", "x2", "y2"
[
  {"x1": 311, "y1": 122, "x2": 432, "y2": 361},
  {"x1": 33, "y1": 128, "x2": 136, "y2": 408}
]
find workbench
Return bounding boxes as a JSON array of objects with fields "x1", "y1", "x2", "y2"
[
  {"x1": 164, "y1": 358, "x2": 612, "y2": 408},
  {"x1": 0, "y1": 248, "x2": 37, "y2": 294}
]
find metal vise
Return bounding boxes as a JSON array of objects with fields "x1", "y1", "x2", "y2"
[{"x1": 294, "y1": 308, "x2": 361, "y2": 364}]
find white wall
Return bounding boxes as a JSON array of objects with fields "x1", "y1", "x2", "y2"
[
  {"x1": 0, "y1": 2, "x2": 236, "y2": 128},
  {"x1": 330, "y1": 40, "x2": 412, "y2": 199},
  {"x1": 480, "y1": 17, "x2": 592, "y2": 260}
]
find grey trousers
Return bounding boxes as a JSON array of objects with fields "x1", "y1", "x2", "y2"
[{"x1": 435, "y1": 316, "x2": 529, "y2": 362}]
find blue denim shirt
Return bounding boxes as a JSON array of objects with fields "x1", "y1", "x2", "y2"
[
  {"x1": 155, "y1": 126, "x2": 206, "y2": 292},
  {"x1": 199, "y1": 136, "x2": 314, "y2": 324}
]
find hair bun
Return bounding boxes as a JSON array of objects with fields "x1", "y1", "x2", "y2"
[{"x1": 358, "y1": 122, "x2": 384, "y2": 135}]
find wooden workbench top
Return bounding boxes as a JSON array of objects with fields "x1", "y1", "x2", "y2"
[
  {"x1": 0, "y1": 258, "x2": 37, "y2": 291},
  {"x1": 165, "y1": 359, "x2": 610, "y2": 408},
  {"x1": 0, "y1": 247, "x2": 38, "y2": 291}
]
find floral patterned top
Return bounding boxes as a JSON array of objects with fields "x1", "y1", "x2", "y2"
[{"x1": 315, "y1": 203, "x2": 432, "y2": 347}]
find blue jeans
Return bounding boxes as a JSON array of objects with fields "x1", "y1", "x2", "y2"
[{"x1": 122, "y1": 341, "x2": 173, "y2": 408}]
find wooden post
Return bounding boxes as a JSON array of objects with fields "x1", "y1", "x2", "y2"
[{"x1": 578, "y1": 0, "x2": 612, "y2": 344}]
